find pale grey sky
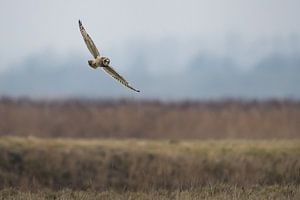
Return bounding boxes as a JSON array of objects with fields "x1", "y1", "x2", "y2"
[{"x1": 0, "y1": 0, "x2": 300, "y2": 72}]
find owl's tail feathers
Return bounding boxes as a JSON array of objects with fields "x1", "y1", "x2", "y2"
[{"x1": 88, "y1": 60, "x2": 97, "y2": 69}]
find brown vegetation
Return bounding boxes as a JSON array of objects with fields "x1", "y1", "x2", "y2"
[
  {"x1": 1, "y1": 185, "x2": 299, "y2": 200},
  {"x1": 0, "y1": 98, "x2": 299, "y2": 138},
  {"x1": 0, "y1": 137, "x2": 299, "y2": 191},
  {"x1": 1, "y1": 98, "x2": 299, "y2": 198}
]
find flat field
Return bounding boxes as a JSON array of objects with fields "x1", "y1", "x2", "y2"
[
  {"x1": 1, "y1": 99, "x2": 299, "y2": 139},
  {"x1": 0, "y1": 137, "x2": 299, "y2": 199}
]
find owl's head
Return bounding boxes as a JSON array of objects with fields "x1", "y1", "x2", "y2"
[{"x1": 102, "y1": 57, "x2": 110, "y2": 67}]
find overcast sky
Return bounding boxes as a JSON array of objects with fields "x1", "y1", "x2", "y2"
[{"x1": 0, "y1": 0, "x2": 299, "y2": 72}]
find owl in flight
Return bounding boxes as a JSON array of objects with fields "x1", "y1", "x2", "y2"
[{"x1": 79, "y1": 20, "x2": 140, "y2": 92}]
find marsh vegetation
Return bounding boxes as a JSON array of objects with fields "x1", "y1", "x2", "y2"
[{"x1": 0, "y1": 99, "x2": 299, "y2": 199}]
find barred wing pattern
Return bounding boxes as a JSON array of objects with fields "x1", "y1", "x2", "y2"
[
  {"x1": 79, "y1": 20, "x2": 100, "y2": 58},
  {"x1": 102, "y1": 66, "x2": 140, "y2": 92}
]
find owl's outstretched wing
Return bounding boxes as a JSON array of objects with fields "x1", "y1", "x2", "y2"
[
  {"x1": 102, "y1": 66, "x2": 140, "y2": 92},
  {"x1": 79, "y1": 20, "x2": 100, "y2": 58}
]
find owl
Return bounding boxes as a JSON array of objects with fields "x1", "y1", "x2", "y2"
[{"x1": 79, "y1": 20, "x2": 140, "y2": 92}]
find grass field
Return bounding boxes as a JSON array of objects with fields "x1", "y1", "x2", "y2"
[
  {"x1": 1, "y1": 98, "x2": 299, "y2": 139},
  {"x1": 1, "y1": 185, "x2": 299, "y2": 200},
  {"x1": 0, "y1": 137, "x2": 299, "y2": 199}
]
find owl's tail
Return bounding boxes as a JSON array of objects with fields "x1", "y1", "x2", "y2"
[{"x1": 88, "y1": 60, "x2": 97, "y2": 69}]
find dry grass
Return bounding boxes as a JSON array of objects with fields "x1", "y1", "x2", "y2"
[
  {"x1": 1, "y1": 98, "x2": 300, "y2": 139},
  {"x1": 1, "y1": 185, "x2": 299, "y2": 200},
  {"x1": 1, "y1": 98, "x2": 299, "y2": 198},
  {"x1": 0, "y1": 137, "x2": 299, "y2": 192}
]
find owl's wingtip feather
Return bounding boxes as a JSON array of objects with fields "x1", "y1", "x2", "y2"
[{"x1": 131, "y1": 86, "x2": 140, "y2": 93}]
